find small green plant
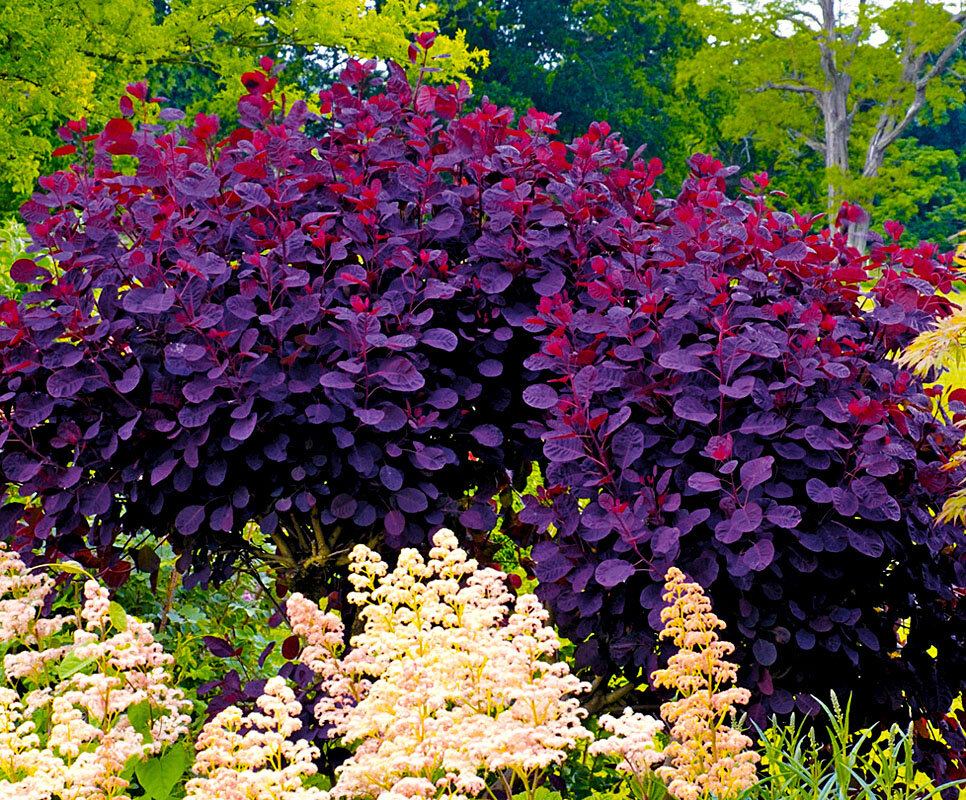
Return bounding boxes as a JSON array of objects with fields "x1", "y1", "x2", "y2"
[
  {"x1": 0, "y1": 217, "x2": 33, "y2": 299},
  {"x1": 745, "y1": 694, "x2": 962, "y2": 800},
  {"x1": 113, "y1": 540, "x2": 288, "y2": 717}
]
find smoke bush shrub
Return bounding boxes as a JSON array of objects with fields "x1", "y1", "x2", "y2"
[
  {"x1": 0, "y1": 45, "x2": 650, "y2": 587},
  {"x1": 520, "y1": 162, "x2": 966, "y2": 738}
]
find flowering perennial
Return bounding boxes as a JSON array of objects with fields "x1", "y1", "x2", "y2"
[
  {"x1": 590, "y1": 567, "x2": 758, "y2": 800},
  {"x1": 0, "y1": 544, "x2": 190, "y2": 800},
  {"x1": 652, "y1": 567, "x2": 759, "y2": 800},
  {"x1": 283, "y1": 528, "x2": 592, "y2": 800},
  {"x1": 185, "y1": 677, "x2": 328, "y2": 800},
  {"x1": 589, "y1": 707, "x2": 666, "y2": 792}
]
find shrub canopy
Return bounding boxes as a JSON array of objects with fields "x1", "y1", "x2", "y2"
[{"x1": 519, "y1": 166, "x2": 966, "y2": 737}]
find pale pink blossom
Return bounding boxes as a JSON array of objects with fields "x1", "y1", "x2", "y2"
[
  {"x1": 186, "y1": 677, "x2": 329, "y2": 800},
  {"x1": 649, "y1": 567, "x2": 759, "y2": 800},
  {"x1": 289, "y1": 528, "x2": 591, "y2": 800},
  {"x1": 0, "y1": 545, "x2": 190, "y2": 800}
]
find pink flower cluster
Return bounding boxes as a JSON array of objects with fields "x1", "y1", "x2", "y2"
[
  {"x1": 0, "y1": 544, "x2": 190, "y2": 800},
  {"x1": 591, "y1": 567, "x2": 759, "y2": 800},
  {"x1": 0, "y1": 544, "x2": 68, "y2": 646},
  {"x1": 589, "y1": 707, "x2": 665, "y2": 791},
  {"x1": 185, "y1": 676, "x2": 328, "y2": 800},
  {"x1": 283, "y1": 528, "x2": 592, "y2": 800}
]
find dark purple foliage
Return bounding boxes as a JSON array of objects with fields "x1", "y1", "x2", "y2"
[
  {"x1": 519, "y1": 155, "x2": 966, "y2": 736},
  {"x1": 0, "y1": 54, "x2": 587, "y2": 587}
]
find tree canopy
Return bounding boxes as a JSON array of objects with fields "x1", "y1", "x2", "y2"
[
  {"x1": 432, "y1": 0, "x2": 704, "y2": 180},
  {"x1": 678, "y1": 0, "x2": 966, "y2": 248}
]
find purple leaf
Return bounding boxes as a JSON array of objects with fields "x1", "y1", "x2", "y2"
[
  {"x1": 523, "y1": 384, "x2": 558, "y2": 409},
  {"x1": 379, "y1": 465, "x2": 403, "y2": 491},
  {"x1": 611, "y1": 426, "x2": 644, "y2": 469},
  {"x1": 674, "y1": 396, "x2": 716, "y2": 425},
  {"x1": 479, "y1": 359, "x2": 503, "y2": 377},
  {"x1": 765, "y1": 505, "x2": 801, "y2": 529},
  {"x1": 536, "y1": 554, "x2": 573, "y2": 583},
  {"x1": 422, "y1": 328, "x2": 458, "y2": 351},
  {"x1": 471, "y1": 424, "x2": 503, "y2": 447},
  {"x1": 47, "y1": 369, "x2": 86, "y2": 398},
  {"x1": 320, "y1": 372, "x2": 355, "y2": 389},
  {"x1": 3, "y1": 453, "x2": 41, "y2": 482},
  {"x1": 150, "y1": 459, "x2": 177, "y2": 485},
  {"x1": 832, "y1": 488, "x2": 858, "y2": 516},
  {"x1": 384, "y1": 509, "x2": 405, "y2": 538},
  {"x1": 720, "y1": 375, "x2": 755, "y2": 399},
  {"x1": 380, "y1": 358, "x2": 425, "y2": 391},
  {"x1": 116, "y1": 364, "x2": 142, "y2": 394},
  {"x1": 851, "y1": 531, "x2": 884, "y2": 558},
  {"x1": 739, "y1": 456, "x2": 773, "y2": 492},
  {"x1": 731, "y1": 503, "x2": 762, "y2": 533},
  {"x1": 230, "y1": 414, "x2": 257, "y2": 441},
  {"x1": 652, "y1": 526, "x2": 680, "y2": 555},
  {"x1": 805, "y1": 425, "x2": 849, "y2": 451},
  {"x1": 688, "y1": 472, "x2": 721, "y2": 492},
  {"x1": 872, "y1": 303, "x2": 905, "y2": 325},
  {"x1": 331, "y1": 494, "x2": 358, "y2": 519},
  {"x1": 79, "y1": 483, "x2": 112, "y2": 516},
  {"x1": 235, "y1": 182, "x2": 271, "y2": 208},
  {"x1": 354, "y1": 407, "x2": 386, "y2": 425},
  {"x1": 203, "y1": 636, "x2": 236, "y2": 658},
  {"x1": 543, "y1": 434, "x2": 584, "y2": 463},
  {"x1": 774, "y1": 241, "x2": 807, "y2": 262},
  {"x1": 856, "y1": 627, "x2": 879, "y2": 651},
  {"x1": 9, "y1": 258, "x2": 50, "y2": 283},
  {"x1": 226, "y1": 296, "x2": 257, "y2": 320},
  {"x1": 14, "y1": 394, "x2": 54, "y2": 427},
  {"x1": 122, "y1": 288, "x2": 175, "y2": 314},
  {"x1": 176, "y1": 505, "x2": 205, "y2": 536},
  {"x1": 658, "y1": 349, "x2": 704, "y2": 373},
  {"x1": 595, "y1": 559, "x2": 635, "y2": 588},
  {"x1": 753, "y1": 638, "x2": 778, "y2": 666},
  {"x1": 211, "y1": 503, "x2": 234, "y2": 532},
  {"x1": 806, "y1": 478, "x2": 832, "y2": 503},
  {"x1": 743, "y1": 539, "x2": 775, "y2": 571},
  {"x1": 397, "y1": 487, "x2": 427, "y2": 513},
  {"x1": 426, "y1": 389, "x2": 458, "y2": 409}
]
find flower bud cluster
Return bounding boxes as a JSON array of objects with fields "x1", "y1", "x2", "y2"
[
  {"x1": 590, "y1": 567, "x2": 758, "y2": 800},
  {"x1": 286, "y1": 528, "x2": 592, "y2": 800},
  {"x1": 0, "y1": 544, "x2": 191, "y2": 800},
  {"x1": 185, "y1": 677, "x2": 329, "y2": 800}
]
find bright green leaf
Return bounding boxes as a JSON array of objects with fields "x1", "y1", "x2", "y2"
[
  {"x1": 127, "y1": 699, "x2": 153, "y2": 742},
  {"x1": 108, "y1": 601, "x2": 128, "y2": 632},
  {"x1": 58, "y1": 651, "x2": 97, "y2": 680},
  {"x1": 136, "y1": 742, "x2": 186, "y2": 799}
]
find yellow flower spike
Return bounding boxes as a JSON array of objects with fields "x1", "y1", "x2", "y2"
[{"x1": 651, "y1": 567, "x2": 759, "y2": 800}]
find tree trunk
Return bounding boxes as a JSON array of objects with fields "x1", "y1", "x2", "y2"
[
  {"x1": 847, "y1": 143, "x2": 887, "y2": 251},
  {"x1": 816, "y1": 0, "x2": 860, "y2": 243},
  {"x1": 759, "y1": 2, "x2": 966, "y2": 253},
  {"x1": 822, "y1": 83, "x2": 851, "y2": 213}
]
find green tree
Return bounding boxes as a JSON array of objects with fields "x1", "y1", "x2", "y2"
[
  {"x1": 0, "y1": 0, "x2": 485, "y2": 213},
  {"x1": 679, "y1": 0, "x2": 966, "y2": 249},
  {"x1": 433, "y1": 0, "x2": 704, "y2": 179}
]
